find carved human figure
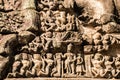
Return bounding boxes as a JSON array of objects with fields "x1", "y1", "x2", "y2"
[
  {"x1": 102, "y1": 56, "x2": 115, "y2": 78},
  {"x1": 41, "y1": 32, "x2": 53, "y2": 52},
  {"x1": 38, "y1": 53, "x2": 54, "y2": 77},
  {"x1": 64, "y1": 43, "x2": 76, "y2": 74},
  {"x1": 76, "y1": 53, "x2": 85, "y2": 76},
  {"x1": 114, "y1": 57, "x2": 120, "y2": 78},
  {"x1": 0, "y1": 0, "x2": 3, "y2": 10},
  {"x1": 7, "y1": 54, "x2": 22, "y2": 78},
  {"x1": 29, "y1": 37, "x2": 42, "y2": 53},
  {"x1": 26, "y1": 54, "x2": 44, "y2": 77},
  {"x1": 93, "y1": 33, "x2": 103, "y2": 52},
  {"x1": 20, "y1": 53, "x2": 31, "y2": 77},
  {"x1": 102, "y1": 35, "x2": 111, "y2": 50},
  {"x1": 66, "y1": 13, "x2": 76, "y2": 31},
  {"x1": 54, "y1": 11, "x2": 66, "y2": 31},
  {"x1": 3, "y1": 0, "x2": 22, "y2": 11},
  {"x1": 44, "y1": 10, "x2": 56, "y2": 32},
  {"x1": 51, "y1": 53, "x2": 63, "y2": 77},
  {"x1": 91, "y1": 53, "x2": 104, "y2": 77}
]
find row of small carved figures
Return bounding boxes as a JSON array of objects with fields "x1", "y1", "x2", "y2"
[
  {"x1": 7, "y1": 52, "x2": 120, "y2": 78},
  {"x1": 91, "y1": 53, "x2": 120, "y2": 78},
  {"x1": 7, "y1": 52, "x2": 85, "y2": 78}
]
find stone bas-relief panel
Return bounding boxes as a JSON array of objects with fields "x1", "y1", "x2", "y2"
[{"x1": 0, "y1": 0, "x2": 120, "y2": 79}]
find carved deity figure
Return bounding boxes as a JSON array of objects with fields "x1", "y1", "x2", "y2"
[
  {"x1": 91, "y1": 53, "x2": 104, "y2": 77},
  {"x1": 64, "y1": 43, "x2": 76, "y2": 74},
  {"x1": 7, "y1": 54, "x2": 22, "y2": 78},
  {"x1": 76, "y1": 53, "x2": 85, "y2": 76}
]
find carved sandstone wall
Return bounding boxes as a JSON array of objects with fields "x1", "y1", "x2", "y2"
[{"x1": 0, "y1": 0, "x2": 120, "y2": 79}]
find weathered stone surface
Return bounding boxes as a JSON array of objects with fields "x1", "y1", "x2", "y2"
[
  {"x1": 0, "y1": 0, "x2": 120, "y2": 79},
  {"x1": 0, "y1": 34, "x2": 18, "y2": 54},
  {"x1": 18, "y1": 31, "x2": 35, "y2": 45}
]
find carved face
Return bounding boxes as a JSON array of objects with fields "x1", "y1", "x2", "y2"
[
  {"x1": 46, "y1": 53, "x2": 52, "y2": 59},
  {"x1": 22, "y1": 53, "x2": 29, "y2": 60},
  {"x1": 33, "y1": 54, "x2": 41, "y2": 60},
  {"x1": 94, "y1": 53, "x2": 103, "y2": 60},
  {"x1": 15, "y1": 54, "x2": 21, "y2": 61}
]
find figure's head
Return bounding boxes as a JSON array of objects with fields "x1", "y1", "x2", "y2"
[
  {"x1": 33, "y1": 37, "x2": 40, "y2": 43},
  {"x1": 103, "y1": 35, "x2": 110, "y2": 40},
  {"x1": 67, "y1": 43, "x2": 73, "y2": 52},
  {"x1": 33, "y1": 54, "x2": 41, "y2": 60},
  {"x1": 46, "y1": 53, "x2": 53, "y2": 59},
  {"x1": 22, "y1": 53, "x2": 29, "y2": 60},
  {"x1": 15, "y1": 54, "x2": 21, "y2": 61},
  {"x1": 93, "y1": 33, "x2": 102, "y2": 40},
  {"x1": 105, "y1": 56, "x2": 111, "y2": 61},
  {"x1": 45, "y1": 32, "x2": 53, "y2": 38},
  {"x1": 94, "y1": 53, "x2": 103, "y2": 61},
  {"x1": 77, "y1": 53, "x2": 81, "y2": 56}
]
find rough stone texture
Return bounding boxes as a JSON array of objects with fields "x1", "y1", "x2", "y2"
[{"x1": 0, "y1": 0, "x2": 120, "y2": 80}]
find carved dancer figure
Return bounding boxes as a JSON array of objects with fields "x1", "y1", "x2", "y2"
[
  {"x1": 7, "y1": 54, "x2": 22, "y2": 78},
  {"x1": 102, "y1": 56, "x2": 115, "y2": 78},
  {"x1": 20, "y1": 53, "x2": 31, "y2": 77},
  {"x1": 64, "y1": 43, "x2": 76, "y2": 74},
  {"x1": 26, "y1": 54, "x2": 44, "y2": 77},
  {"x1": 38, "y1": 53, "x2": 54, "y2": 77},
  {"x1": 76, "y1": 54, "x2": 85, "y2": 76},
  {"x1": 91, "y1": 53, "x2": 104, "y2": 77}
]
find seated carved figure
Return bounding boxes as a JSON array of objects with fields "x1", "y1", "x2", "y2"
[{"x1": 91, "y1": 53, "x2": 104, "y2": 77}]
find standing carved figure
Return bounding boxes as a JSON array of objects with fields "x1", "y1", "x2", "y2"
[
  {"x1": 64, "y1": 43, "x2": 76, "y2": 74},
  {"x1": 51, "y1": 53, "x2": 63, "y2": 77},
  {"x1": 76, "y1": 53, "x2": 85, "y2": 76}
]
